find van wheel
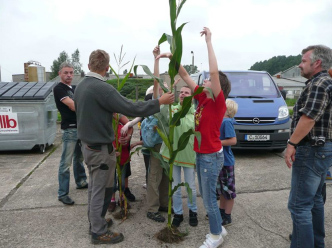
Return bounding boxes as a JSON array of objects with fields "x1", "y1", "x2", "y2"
[{"x1": 39, "y1": 145, "x2": 45, "y2": 154}]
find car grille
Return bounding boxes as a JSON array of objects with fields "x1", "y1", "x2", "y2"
[
  {"x1": 234, "y1": 117, "x2": 276, "y2": 124},
  {"x1": 237, "y1": 130, "x2": 275, "y2": 134}
]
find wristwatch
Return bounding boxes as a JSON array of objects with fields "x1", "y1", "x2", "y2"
[{"x1": 287, "y1": 139, "x2": 298, "y2": 148}]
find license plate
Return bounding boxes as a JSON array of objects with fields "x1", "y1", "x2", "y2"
[{"x1": 245, "y1": 134, "x2": 270, "y2": 141}]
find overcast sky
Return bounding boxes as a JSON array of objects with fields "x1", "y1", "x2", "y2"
[{"x1": 0, "y1": 0, "x2": 331, "y2": 82}]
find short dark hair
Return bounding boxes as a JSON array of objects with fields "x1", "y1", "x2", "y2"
[
  {"x1": 144, "y1": 93, "x2": 153, "y2": 101},
  {"x1": 219, "y1": 71, "x2": 231, "y2": 99}
]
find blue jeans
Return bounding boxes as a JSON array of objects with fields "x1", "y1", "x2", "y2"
[
  {"x1": 196, "y1": 151, "x2": 224, "y2": 235},
  {"x1": 58, "y1": 129, "x2": 87, "y2": 198},
  {"x1": 172, "y1": 165, "x2": 197, "y2": 214},
  {"x1": 288, "y1": 141, "x2": 332, "y2": 248}
]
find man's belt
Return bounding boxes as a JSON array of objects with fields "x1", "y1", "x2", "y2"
[{"x1": 87, "y1": 144, "x2": 113, "y2": 153}]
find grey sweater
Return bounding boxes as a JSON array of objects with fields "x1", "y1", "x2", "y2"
[{"x1": 74, "y1": 76, "x2": 160, "y2": 144}]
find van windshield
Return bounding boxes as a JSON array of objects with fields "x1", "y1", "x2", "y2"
[{"x1": 224, "y1": 72, "x2": 279, "y2": 98}]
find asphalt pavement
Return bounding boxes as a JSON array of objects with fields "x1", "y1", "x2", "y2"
[{"x1": 0, "y1": 123, "x2": 332, "y2": 248}]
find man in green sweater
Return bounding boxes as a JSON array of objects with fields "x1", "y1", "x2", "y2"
[{"x1": 74, "y1": 49, "x2": 174, "y2": 245}]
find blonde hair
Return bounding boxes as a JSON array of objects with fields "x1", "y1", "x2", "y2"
[
  {"x1": 89, "y1": 49, "x2": 110, "y2": 72},
  {"x1": 226, "y1": 99, "x2": 238, "y2": 118}
]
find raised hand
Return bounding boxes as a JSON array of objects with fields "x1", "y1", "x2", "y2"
[
  {"x1": 200, "y1": 27, "x2": 212, "y2": 43},
  {"x1": 153, "y1": 46, "x2": 160, "y2": 59}
]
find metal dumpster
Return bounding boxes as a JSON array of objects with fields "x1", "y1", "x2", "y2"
[{"x1": 0, "y1": 82, "x2": 58, "y2": 153}]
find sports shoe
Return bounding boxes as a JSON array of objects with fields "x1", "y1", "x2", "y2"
[
  {"x1": 172, "y1": 214, "x2": 183, "y2": 227},
  {"x1": 76, "y1": 182, "x2": 88, "y2": 189},
  {"x1": 200, "y1": 234, "x2": 223, "y2": 248},
  {"x1": 222, "y1": 213, "x2": 232, "y2": 226},
  {"x1": 206, "y1": 226, "x2": 228, "y2": 239},
  {"x1": 147, "y1": 212, "x2": 165, "y2": 222},
  {"x1": 91, "y1": 230, "x2": 124, "y2": 244},
  {"x1": 108, "y1": 201, "x2": 116, "y2": 212},
  {"x1": 124, "y1": 187, "x2": 136, "y2": 202},
  {"x1": 58, "y1": 196, "x2": 74, "y2": 205},
  {"x1": 189, "y1": 210, "x2": 198, "y2": 226}
]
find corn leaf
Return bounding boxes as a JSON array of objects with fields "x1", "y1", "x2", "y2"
[
  {"x1": 150, "y1": 149, "x2": 170, "y2": 176},
  {"x1": 133, "y1": 65, "x2": 168, "y2": 93},
  {"x1": 169, "y1": 128, "x2": 194, "y2": 165},
  {"x1": 170, "y1": 86, "x2": 204, "y2": 126},
  {"x1": 171, "y1": 182, "x2": 192, "y2": 203},
  {"x1": 118, "y1": 57, "x2": 136, "y2": 91},
  {"x1": 158, "y1": 33, "x2": 173, "y2": 48},
  {"x1": 109, "y1": 65, "x2": 119, "y2": 79},
  {"x1": 194, "y1": 131, "x2": 202, "y2": 150},
  {"x1": 176, "y1": 0, "x2": 187, "y2": 19},
  {"x1": 168, "y1": 23, "x2": 187, "y2": 80}
]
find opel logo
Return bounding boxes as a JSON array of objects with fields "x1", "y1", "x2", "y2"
[{"x1": 253, "y1": 118, "x2": 260, "y2": 124}]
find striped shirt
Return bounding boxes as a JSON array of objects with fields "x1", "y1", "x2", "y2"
[{"x1": 291, "y1": 70, "x2": 332, "y2": 139}]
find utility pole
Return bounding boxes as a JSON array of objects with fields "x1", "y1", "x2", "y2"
[{"x1": 191, "y1": 51, "x2": 194, "y2": 74}]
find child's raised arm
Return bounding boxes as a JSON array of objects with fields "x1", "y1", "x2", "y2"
[
  {"x1": 156, "y1": 52, "x2": 197, "y2": 92},
  {"x1": 201, "y1": 27, "x2": 221, "y2": 98}
]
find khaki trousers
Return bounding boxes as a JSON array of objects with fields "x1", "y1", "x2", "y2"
[{"x1": 146, "y1": 143, "x2": 169, "y2": 212}]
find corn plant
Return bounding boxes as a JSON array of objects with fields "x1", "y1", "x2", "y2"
[
  {"x1": 134, "y1": 0, "x2": 203, "y2": 229},
  {"x1": 109, "y1": 46, "x2": 136, "y2": 218}
]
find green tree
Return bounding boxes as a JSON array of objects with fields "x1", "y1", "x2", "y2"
[
  {"x1": 183, "y1": 64, "x2": 199, "y2": 74},
  {"x1": 250, "y1": 54, "x2": 301, "y2": 75},
  {"x1": 71, "y1": 48, "x2": 83, "y2": 74},
  {"x1": 50, "y1": 49, "x2": 84, "y2": 80},
  {"x1": 50, "y1": 51, "x2": 69, "y2": 79}
]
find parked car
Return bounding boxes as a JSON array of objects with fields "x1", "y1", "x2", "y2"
[{"x1": 191, "y1": 70, "x2": 291, "y2": 151}]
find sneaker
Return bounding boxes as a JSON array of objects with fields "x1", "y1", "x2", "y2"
[
  {"x1": 76, "y1": 182, "x2": 88, "y2": 189},
  {"x1": 206, "y1": 226, "x2": 228, "y2": 239},
  {"x1": 189, "y1": 210, "x2": 198, "y2": 226},
  {"x1": 108, "y1": 201, "x2": 116, "y2": 212},
  {"x1": 221, "y1": 226, "x2": 228, "y2": 238},
  {"x1": 147, "y1": 212, "x2": 165, "y2": 222},
  {"x1": 172, "y1": 214, "x2": 184, "y2": 227},
  {"x1": 58, "y1": 195, "x2": 74, "y2": 205},
  {"x1": 91, "y1": 230, "x2": 124, "y2": 244},
  {"x1": 124, "y1": 187, "x2": 136, "y2": 202},
  {"x1": 200, "y1": 234, "x2": 223, "y2": 248},
  {"x1": 222, "y1": 214, "x2": 232, "y2": 226}
]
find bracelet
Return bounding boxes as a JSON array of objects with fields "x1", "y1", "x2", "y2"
[{"x1": 287, "y1": 139, "x2": 298, "y2": 148}]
